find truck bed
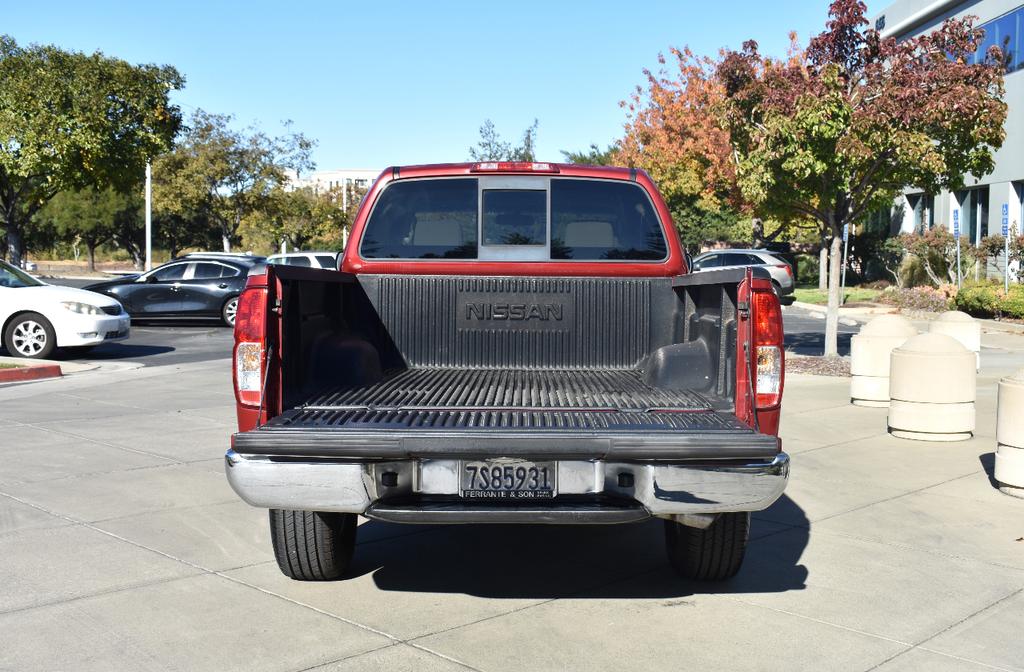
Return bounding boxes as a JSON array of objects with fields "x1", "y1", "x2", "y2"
[{"x1": 233, "y1": 268, "x2": 778, "y2": 459}]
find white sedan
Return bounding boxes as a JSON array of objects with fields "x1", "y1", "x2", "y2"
[{"x1": 0, "y1": 260, "x2": 130, "y2": 359}]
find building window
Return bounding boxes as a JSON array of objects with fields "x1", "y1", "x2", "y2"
[
  {"x1": 957, "y1": 186, "x2": 990, "y2": 245},
  {"x1": 972, "y1": 5, "x2": 1024, "y2": 73},
  {"x1": 909, "y1": 193, "x2": 934, "y2": 232}
]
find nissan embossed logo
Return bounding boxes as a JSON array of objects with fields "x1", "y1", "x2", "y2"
[{"x1": 458, "y1": 292, "x2": 572, "y2": 330}]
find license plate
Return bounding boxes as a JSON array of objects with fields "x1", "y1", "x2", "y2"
[{"x1": 460, "y1": 459, "x2": 556, "y2": 499}]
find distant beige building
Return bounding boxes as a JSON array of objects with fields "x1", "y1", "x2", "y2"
[{"x1": 289, "y1": 168, "x2": 381, "y2": 209}]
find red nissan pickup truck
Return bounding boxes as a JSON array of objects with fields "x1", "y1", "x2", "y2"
[{"x1": 226, "y1": 162, "x2": 788, "y2": 582}]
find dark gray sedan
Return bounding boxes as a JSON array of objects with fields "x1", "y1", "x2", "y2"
[{"x1": 84, "y1": 255, "x2": 264, "y2": 326}]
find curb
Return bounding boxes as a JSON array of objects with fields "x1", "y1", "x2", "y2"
[
  {"x1": 0, "y1": 363, "x2": 62, "y2": 384},
  {"x1": 791, "y1": 300, "x2": 894, "y2": 316},
  {"x1": 789, "y1": 301, "x2": 867, "y2": 326}
]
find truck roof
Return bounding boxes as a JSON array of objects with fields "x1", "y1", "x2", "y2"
[{"x1": 379, "y1": 162, "x2": 638, "y2": 181}]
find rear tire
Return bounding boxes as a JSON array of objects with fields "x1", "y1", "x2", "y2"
[
  {"x1": 3, "y1": 312, "x2": 57, "y2": 359},
  {"x1": 269, "y1": 509, "x2": 357, "y2": 581},
  {"x1": 664, "y1": 512, "x2": 750, "y2": 581}
]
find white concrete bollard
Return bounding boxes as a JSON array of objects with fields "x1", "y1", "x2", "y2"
[
  {"x1": 850, "y1": 314, "x2": 917, "y2": 407},
  {"x1": 996, "y1": 369, "x2": 1024, "y2": 498},
  {"x1": 929, "y1": 311, "x2": 981, "y2": 370},
  {"x1": 888, "y1": 333, "x2": 976, "y2": 442}
]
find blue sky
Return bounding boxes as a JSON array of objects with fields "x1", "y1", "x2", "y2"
[{"x1": 5, "y1": 1, "x2": 848, "y2": 170}]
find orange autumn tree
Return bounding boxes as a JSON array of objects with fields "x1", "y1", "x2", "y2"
[{"x1": 619, "y1": 47, "x2": 742, "y2": 250}]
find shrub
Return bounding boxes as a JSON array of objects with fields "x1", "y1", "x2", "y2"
[
  {"x1": 1001, "y1": 288, "x2": 1024, "y2": 319},
  {"x1": 899, "y1": 229, "x2": 989, "y2": 286},
  {"x1": 955, "y1": 282, "x2": 1024, "y2": 319},
  {"x1": 795, "y1": 253, "x2": 820, "y2": 285},
  {"x1": 899, "y1": 255, "x2": 931, "y2": 288},
  {"x1": 880, "y1": 286, "x2": 953, "y2": 312},
  {"x1": 861, "y1": 280, "x2": 891, "y2": 290}
]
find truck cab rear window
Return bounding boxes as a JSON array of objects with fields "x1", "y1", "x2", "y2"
[{"x1": 360, "y1": 177, "x2": 666, "y2": 261}]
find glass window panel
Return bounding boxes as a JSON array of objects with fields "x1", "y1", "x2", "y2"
[
  {"x1": 152, "y1": 263, "x2": 188, "y2": 281},
  {"x1": 482, "y1": 190, "x2": 547, "y2": 246},
  {"x1": 550, "y1": 179, "x2": 667, "y2": 260},
  {"x1": 192, "y1": 263, "x2": 224, "y2": 279},
  {"x1": 361, "y1": 179, "x2": 478, "y2": 259}
]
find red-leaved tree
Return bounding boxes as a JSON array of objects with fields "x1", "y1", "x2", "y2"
[{"x1": 718, "y1": 0, "x2": 1006, "y2": 356}]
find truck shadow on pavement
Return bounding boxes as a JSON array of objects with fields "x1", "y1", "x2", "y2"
[{"x1": 351, "y1": 495, "x2": 809, "y2": 599}]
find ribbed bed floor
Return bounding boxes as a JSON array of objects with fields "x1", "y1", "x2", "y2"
[{"x1": 299, "y1": 368, "x2": 712, "y2": 413}]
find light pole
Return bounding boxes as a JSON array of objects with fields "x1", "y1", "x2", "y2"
[{"x1": 145, "y1": 162, "x2": 153, "y2": 271}]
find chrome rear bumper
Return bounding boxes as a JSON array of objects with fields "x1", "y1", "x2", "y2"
[{"x1": 225, "y1": 450, "x2": 789, "y2": 523}]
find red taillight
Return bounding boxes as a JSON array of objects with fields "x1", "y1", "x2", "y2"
[
  {"x1": 751, "y1": 290, "x2": 784, "y2": 409},
  {"x1": 775, "y1": 263, "x2": 793, "y2": 279},
  {"x1": 233, "y1": 285, "x2": 267, "y2": 408},
  {"x1": 752, "y1": 291, "x2": 783, "y2": 345},
  {"x1": 470, "y1": 162, "x2": 560, "y2": 173}
]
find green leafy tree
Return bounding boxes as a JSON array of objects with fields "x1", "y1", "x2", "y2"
[
  {"x1": 156, "y1": 211, "x2": 214, "y2": 260},
  {"x1": 36, "y1": 187, "x2": 147, "y2": 270},
  {"x1": 153, "y1": 110, "x2": 315, "y2": 252},
  {"x1": 560, "y1": 144, "x2": 618, "y2": 165},
  {"x1": 0, "y1": 35, "x2": 182, "y2": 266},
  {"x1": 718, "y1": 1, "x2": 1006, "y2": 356},
  {"x1": 468, "y1": 119, "x2": 539, "y2": 161},
  {"x1": 110, "y1": 192, "x2": 147, "y2": 270},
  {"x1": 241, "y1": 184, "x2": 354, "y2": 252},
  {"x1": 38, "y1": 189, "x2": 117, "y2": 272}
]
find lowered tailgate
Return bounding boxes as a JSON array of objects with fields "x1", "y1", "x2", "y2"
[{"x1": 232, "y1": 367, "x2": 778, "y2": 461}]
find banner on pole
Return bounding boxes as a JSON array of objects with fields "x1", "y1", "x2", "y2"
[{"x1": 953, "y1": 209, "x2": 960, "y2": 238}]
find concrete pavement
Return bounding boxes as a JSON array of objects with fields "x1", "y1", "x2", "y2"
[{"x1": 1, "y1": 340, "x2": 1022, "y2": 670}]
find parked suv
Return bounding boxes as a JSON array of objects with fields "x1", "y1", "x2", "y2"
[
  {"x1": 692, "y1": 249, "x2": 794, "y2": 304},
  {"x1": 226, "y1": 162, "x2": 788, "y2": 583},
  {"x1": 266, "y1": 251, "x2": 339, "y2": 270}
]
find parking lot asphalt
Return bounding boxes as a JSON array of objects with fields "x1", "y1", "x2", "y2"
[
  {"x1": 2, "y1": 310, "x2": 1023, "y2": 670},
  {"x1": 30, "y1": 276, "x2": 235, "y2": 367},
  {"x1": 782, "y1": 305, "x2": 861, "y2": 356}
]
